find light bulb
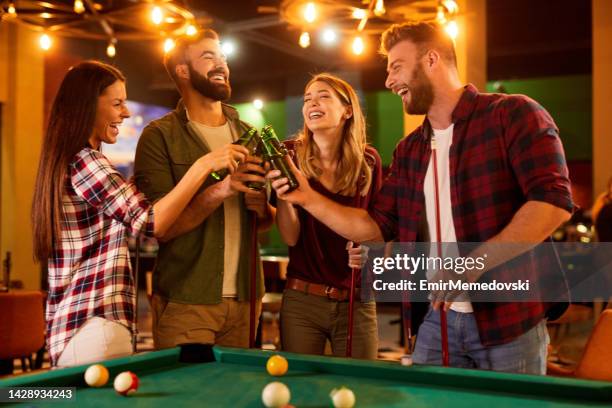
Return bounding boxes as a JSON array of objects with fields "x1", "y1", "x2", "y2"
[
  {"x1": 164, "y1": 38, "x2": 175, "y2": 53},
  {"x1": 374, "y1": 0, "x2": 385, "y2": 17},
  {"x1": 436, "y1": 6, "x2": 446, "y2": 24},
  {"x1": 445, "y1": 20, "x2": 458, "y2": 40},
  {"x1": 304, "y1": 2, "x2": 316, "y2": 23},
  {"x1": 352, "y1": 8, "x2": 366, "y2": 20},
  {"x1": 253, "y1": 99, "x2": 264, "y2": 110},
  {"x1": 321, "y1": 28, "x2": 337, "y2": 45},
  {"x1": 221, "y1": 41, "x2": 235, "y2": 56},
  {"x1": 106, "y1": 42, "x2": 116, "y2": 57},
  {"x1": 186, "y1": 24, "x2": 197, "y2": 36},
  {"x1": 39, "y1": 34, "x2": 52, "y2": 51},
  {"x1": 152, "y1": 6, "x2": 163, "y2": 25},
  {"x1": 299, "y1": 31, "x2": 310, "y2": 48},
  {"x1": 74, "y1": 0, "x2": 85, "y2": 14},
  {"x1": 443, "y1": 0, "x2": 459, "y2": 14},
  {"x1": 352, "y1": 36, "x2": 364, "y2": 55}
]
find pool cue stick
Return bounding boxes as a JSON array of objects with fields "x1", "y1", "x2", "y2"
[
  {"x1": 431, "y1": 137, "x2": 450, "y2": 367},
  {"x1": 346, "y1": 265, "x2": 358, "y2": 357},
  {"x1": 133, "y1": 237, "x2": 140, "y2": 353},
  {"x1": 249, "y1": 214, "x2": 258, "y2": 348}
]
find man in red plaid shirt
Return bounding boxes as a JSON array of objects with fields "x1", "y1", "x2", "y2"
[{"x1": 269, "y1": 22, "x2": 573, "y2": 374}]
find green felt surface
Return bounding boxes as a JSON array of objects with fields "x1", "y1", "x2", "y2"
[{"x1": 2, "y1": 347, "x2": 611, "y2": 407}]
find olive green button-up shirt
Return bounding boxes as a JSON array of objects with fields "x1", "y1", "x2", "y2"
[{"x1": 134, "y1": 101, "x2": 264, "y2": 304}]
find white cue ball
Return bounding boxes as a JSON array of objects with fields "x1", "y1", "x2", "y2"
[
  {"x1": 330, "y1": 387, "x2": 356, "y2": 408},
  {"x1": 261, "y1": 381, "x2": 291, "y2": 408}
]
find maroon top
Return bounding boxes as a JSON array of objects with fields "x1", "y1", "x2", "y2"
[{"x1": 283, "y1": 140, "x2": 383, "y2": 289}]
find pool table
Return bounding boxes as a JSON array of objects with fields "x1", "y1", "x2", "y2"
[{"x1": 1, "y1": 346, "x2": 611, "y2": 407}]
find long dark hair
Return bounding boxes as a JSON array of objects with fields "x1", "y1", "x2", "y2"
[{"x1": 32, "y1": 60, "x2": 125, "y2": 262}]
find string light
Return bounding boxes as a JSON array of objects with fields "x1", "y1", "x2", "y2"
[
  {"x1": 163, "y1": 38, "x2": 175, "y2": 53},
  {"x1": 152, "y1": 6, "x2": 163, "y2": 25},
  {"x1": 221, "y1": 41, "x2": 236, "y2": 56},
  {"x1": 436, "y1": 6, "x2": 446, "y2": 24},
  {"x1": 321, "y1": 28, "x2": 337, "y2": 45},
  {"x1": 443, "y1": 0, "x2": 459, "y2": 14},
  {"x1": 253, "y1": 99, "x2": 264, "y2": 110},
  {"x1": 373, "y1": 0, "x2": 385, "y2": 17},
  {"x1": 106, "y1": 39, "x2": 116, "y2": 57},
  {"x1": 299, "y1": 31, "x2": 310, "y2": 48},
  {"x1": 351, "y1": 36, "x2": 364, "y2": 55},
  {"x1": 74, "y1": 0, "x2": 85, "y2": 14},
  {"x1": 304, "y1": 2, "x2": 316, "y2": 24},
  {"x1": 445, "y1": 20, "x2": 458, "y2": 40},
  {"x1": 186, "y1": 24, "x2": 197, "y2": 36},
  {"x1": 352, "y1": 8, "x2": 366, "y2": 20},
  {"x1": 39, "y1": 33, "x2": 52, "y2": 50}
]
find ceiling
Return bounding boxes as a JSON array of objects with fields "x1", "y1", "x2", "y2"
[{"x1": 57, "y1": 0, "x2": 591, "y2": 106}]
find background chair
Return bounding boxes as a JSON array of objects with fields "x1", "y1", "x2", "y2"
[
  {"x1": 0, "y1": 290, "x2": 45, "y2": 375},
  {"x1": 548, "y1": 309, "x2": 612, "y2": 381}
]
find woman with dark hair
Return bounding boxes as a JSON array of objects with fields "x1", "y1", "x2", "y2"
[
  {"x1": 32, "y1": 60, "x2": 248, "y2": 367},
  {"x1": 269, "y1": 73, "x2": 382, "y2": 359}
]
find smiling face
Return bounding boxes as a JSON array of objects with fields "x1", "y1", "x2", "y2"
[
  {"x1": 185, "y1": 37, "x2": 231, "y2": 101},
  {"x1": 385, "y1": 40, "x2": 434, "y2": 115},
  {"x1": 302, "y1": 80, "x2": 352, "y2": 135},
  {"x1": 89, "y1": 80, "x2": 130, "y2": 148}
]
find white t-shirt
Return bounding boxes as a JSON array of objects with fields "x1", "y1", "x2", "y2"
[
  {"x1": 189, "y1": 119, "x2": 241, "y2": 297},
  {"x1": 424, "y1": 124, "x2": 473, "y2": 313}
]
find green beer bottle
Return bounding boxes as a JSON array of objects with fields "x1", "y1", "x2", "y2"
[
  {"x1": 210, "y1": 126, "x2": 259, "y2": 181},
  {"x1": 260, "y1": 125, "x2": 299, "y2": 193},
  {"x1": 246, "y1": 137, "x2": 266, "y2": 191}
]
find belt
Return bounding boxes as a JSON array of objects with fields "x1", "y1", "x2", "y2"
[{"x1": 286, "y1": 277, "x2": 360, "y2": 302}]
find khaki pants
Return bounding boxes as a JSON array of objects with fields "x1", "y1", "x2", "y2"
[
  {"x1": 280, "y1": 289, "x2": 378, "y2": 359},
  {"x1": 152, "y1": 295, "x2": 262, "y2": 349}
]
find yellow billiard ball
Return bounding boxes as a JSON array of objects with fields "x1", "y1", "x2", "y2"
[
  {"x1": 266, "y1": 355, "x2": 289, "y2": 377},
  {"x1": 84, "y1": 364, "x2": 109, "y2": 387}
]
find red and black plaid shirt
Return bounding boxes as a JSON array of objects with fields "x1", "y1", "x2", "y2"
[
  {"x1": 369, "y1": 84, "x2": 574, "y2": 346},
  {"x1": 46, "y1": 148, "x2": 154, "y2": 365}
]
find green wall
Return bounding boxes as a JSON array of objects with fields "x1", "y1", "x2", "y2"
[
  {"x1": 486, "y1": 75, "x2": 591, "y2": 161},
  {"x1": 364, "y1": 91, "x2": 405, "y2": 166}
]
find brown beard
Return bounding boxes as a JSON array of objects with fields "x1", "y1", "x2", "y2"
[
  {"x1": 404, "y1": 63, "x2": 434, "y2": 115},
  {"x1": 188, "y1": 63, "x2": 231, "y2": 101}
]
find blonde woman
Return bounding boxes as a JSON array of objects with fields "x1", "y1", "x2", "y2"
[{"x1": 269, "y1": 73, "x2": 382, "y2": 358}]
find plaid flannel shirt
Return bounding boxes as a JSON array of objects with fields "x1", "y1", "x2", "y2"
[
  {"x1": 46, "y1": 148, "x2": 154, "y2": 365},
  {"x1": 369, "y1": 84, "x2": 574, "y2": 346}
]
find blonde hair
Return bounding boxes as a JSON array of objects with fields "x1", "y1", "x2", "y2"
[{"x1": 296, "y1": 73, "x2": 372, "y2": 197}]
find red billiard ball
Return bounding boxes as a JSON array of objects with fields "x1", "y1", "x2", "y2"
[{"x1": 113, "y1": 371, "x2": 139, "y2": 396}]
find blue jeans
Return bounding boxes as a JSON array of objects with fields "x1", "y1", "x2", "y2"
[{"x1": 412, "y1": 308, "x2": 549, "y2": 374}]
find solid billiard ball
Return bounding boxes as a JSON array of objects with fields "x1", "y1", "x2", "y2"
[
  {"x1": 84, "y1": 364, "x2": 109, "y2": 387},
  {"x1": 330, "y1": 386, "x2": 355, "y2": 408},
  {"x1": 400, "y1": 354, "x2": 413, "y2": 367},
  {"x1": 113, "y1": 371, "x2": 139, "y2": 396},
  {"x1": 266, "y1": 355, "x2": 289, "y2": 377},
  {"x1": 261, "y1": 381, "x2": 291, "y2": 408}
]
